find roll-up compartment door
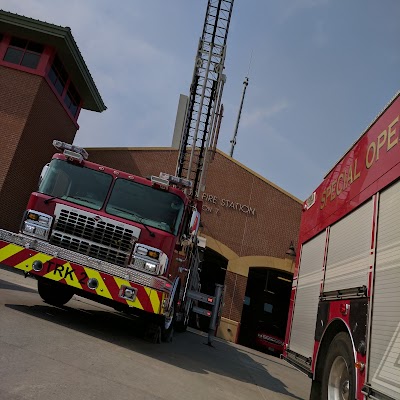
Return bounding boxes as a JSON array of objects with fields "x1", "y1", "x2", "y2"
[
  {"x1": 368, "y1": 182, "x2": 400, "y2": 399},
  {"x1": 288, "y1": 230, "x2": 326, "y2": 359},
  {"x1": 324, "y1": 199, "x2": 373, "y2": 293}
]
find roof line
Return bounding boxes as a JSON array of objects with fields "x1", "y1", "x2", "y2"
[
  {"x1": 85, "y1": 146, "x2": 303, "y2": 204},
  {"x1": 0, "y1": 9, "x2": 106, "y2": 112},
  {"x1": 215, "y1": 148, "x2": 302, "y2": 204}
]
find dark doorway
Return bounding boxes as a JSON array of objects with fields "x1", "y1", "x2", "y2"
[
  {"x1": 238, "y1": 268, "x2": 292, "y2": 354},
  {"x1": 189, "y1": 248, "x2": 228, "y2": 331}
]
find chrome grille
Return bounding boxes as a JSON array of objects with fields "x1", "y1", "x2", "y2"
[{"x1": 50, "y1": 206, "x2": 139, "y2": 267}]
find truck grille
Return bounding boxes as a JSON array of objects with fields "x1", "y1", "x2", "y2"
[{"x1": 50, "y1": 207, "x2": 139, "y2": 267}]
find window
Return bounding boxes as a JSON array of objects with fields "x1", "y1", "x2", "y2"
[
  {"x1": 3, "y1": 37, "x2": 43, "y2": 69},
  {"x1": 64, "y1": 82, "x2": 81, "y2": 117},
  {"x1": 106, "y1": 179, "x2": 185, "y2": 234},
  {"x1": 39, "y1": 159, "x2": 113, "y2": 211},
  {"x1": 48, "y1": 56, "x2": 68, "y2": 95}
]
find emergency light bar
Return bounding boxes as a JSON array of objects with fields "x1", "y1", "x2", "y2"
[
  {"x1": 53, "y1": 140, "x2": 89, "y2": 161},
  {"x1": 159, "y1": 173, "x2": 192, "y2": 189}
]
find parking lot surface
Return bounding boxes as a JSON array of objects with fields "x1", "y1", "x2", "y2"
[{"x1": 0, "y1": 267, "x2": 311, "y2": 400}]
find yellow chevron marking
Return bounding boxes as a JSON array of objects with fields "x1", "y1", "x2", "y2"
[
  {"x1": 84, "y1": 268, "x2": 112, "y2": 299},
  {"x1": 145, "y1": 287, "x2": 161, "y2": 314},
  {"x1": 0, "y1": 244, "x2": 24, "y2": 263},
  {"x1": 114, "y1": 277, "x2": 144, "y2": 310},
  {"x1": 14, "y1": 252, "x2": 53, "y2": 273},
  {"x1": 62, "y1": 263, "x2": 82, "y2": 289}
]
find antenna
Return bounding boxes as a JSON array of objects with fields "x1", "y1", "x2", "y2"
[
  {"x1": 229, "y1": 75, "x2": 249, "y2": 157},
  {"x1": 229, "y1": 51, "x2": 252, "y2": 158}
]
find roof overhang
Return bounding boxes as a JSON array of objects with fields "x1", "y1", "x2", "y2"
[{"x1": 0, "y1": 10, "x2": 106, "y2": 112}]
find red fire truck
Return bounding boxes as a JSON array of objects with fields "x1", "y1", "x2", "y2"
[
  {"x1": 283, "y1": 91, "x2": 400, "y2": 399},
  {"x1": 0, "y1": 141, "x2": 202, "y2": 342}
]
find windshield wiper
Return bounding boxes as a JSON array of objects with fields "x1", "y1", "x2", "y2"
[
  {"x1": 44, "y1": 195, "x2": 59, "y2": 204},
  {"x1": 109, "y1": 206, "x2": 155, "y2": 237},
  {"x1": 67, "y1": 195, "x2": 97, "y2": 205}
]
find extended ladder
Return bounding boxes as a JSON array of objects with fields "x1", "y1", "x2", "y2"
[{"x1": 176, "y1": 0, "x2": 234, "y2": 199}]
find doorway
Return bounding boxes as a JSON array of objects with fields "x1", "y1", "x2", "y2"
[
  {"x1": 189, "y1": 247, "x2": 228, "y2": 331},
  {"x1": 238, "y1": 268, "x2": 292, "y2": 353}
]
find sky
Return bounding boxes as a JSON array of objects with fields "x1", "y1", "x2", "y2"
[{"x1": 2, "y1": 0, "x2": 400, "y2": 201}]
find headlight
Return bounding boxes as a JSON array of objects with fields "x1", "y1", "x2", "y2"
[
  {"x1": 21, "y1": 210, "x2": 53, "y2": 240},
  {"x1": 145, "y1": 262, "x2": 157, "y2": 273},
  {"x1": 130, "y1": 244, "x2": 168, "y2": 275}
]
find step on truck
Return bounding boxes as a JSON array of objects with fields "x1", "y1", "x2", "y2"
[
  {"x1": 283, "y1": 91, "x2": 400, "y2": 399},
  {"x1": 0, "y1": 141, "x2": 203, "y2": 343}
]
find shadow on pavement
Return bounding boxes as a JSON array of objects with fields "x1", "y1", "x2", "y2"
[
  {"x1": 0, "y1": 267, "x2": 307, "y2": 400},
  {"x1": 0, "y1": 278, "x2": 37, "y2": 294}
]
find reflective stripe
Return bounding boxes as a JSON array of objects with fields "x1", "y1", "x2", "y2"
[
  {"x1": 145, "y1": 287, "x2": 161, "y2": 314},
  {"x1": 0, "y1": 244, "x2": 23, "y2": 263}
]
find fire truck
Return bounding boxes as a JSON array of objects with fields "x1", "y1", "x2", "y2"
[
  {"x1": 283, "y1": 91, "x2": 400, "y2": 399},
  {"x1": 0, "y1": 0, "x2": 234, "y2": 343},
  {"x1": 0, "y1": 141, "x2": 201, "y2": 342}
]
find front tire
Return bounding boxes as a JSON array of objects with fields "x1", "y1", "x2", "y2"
[
  {"x1": 321, "y1": 332, "x2": 355, "y2": 400},
  {"x1": 161, "y1": 303, "x2": 175, "y2": 342},
  {"x1": 37, "y1": 279, "x2": 73, "y2": 306}
]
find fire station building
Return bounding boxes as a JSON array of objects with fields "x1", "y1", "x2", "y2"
[{"x1": 0, "y1": 10, "x2": 302, "y2": 348}]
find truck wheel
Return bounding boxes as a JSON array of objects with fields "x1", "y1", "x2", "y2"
[
  {"x1": 321, "y1": 332, "x2": 355, "y2": 400},
  {"x1": 161, "y1": 303, "x2": 175, "y2": 342},
  {"x1": 37, "y1": 279, "x2": 73, "y2": 306}
]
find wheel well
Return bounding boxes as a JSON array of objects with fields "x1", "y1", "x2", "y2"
[{"x1": 314, "y1": 319, "x2": 350, "y2": 382}]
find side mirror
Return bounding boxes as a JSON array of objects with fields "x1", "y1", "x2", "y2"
[
  {"x1": 189, "y1": 210, "x2": 200, "y2": 237},
  {"x1": 38, "y1": 163, "x2": 50, "y2": 188}
]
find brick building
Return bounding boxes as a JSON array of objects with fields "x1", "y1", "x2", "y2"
[
  {"x1": 0, "y1": 10, "x2": 302, "y2": 348},
  {"x1": 87, "y1": 147, "x2": 303, "y2": 344},
  {"x1": 0, "y1": 10, "x2": 105, "y2": 231}
]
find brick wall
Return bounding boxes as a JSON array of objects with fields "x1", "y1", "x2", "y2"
[{"x1": 0, "y1": 68, "x2": 77, "y2": 231}]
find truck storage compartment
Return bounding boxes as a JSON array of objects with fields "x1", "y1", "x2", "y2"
[
  {"x1": 324, "y1": 199, "x2": 373, "y2": 293},
  {"x1": 368, "y1": 181, "x2": 400, "y2": 399},
  {"x1": 288, "y1": 230, "x2": 326, "y2": 360}
]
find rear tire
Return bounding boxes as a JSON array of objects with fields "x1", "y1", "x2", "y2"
[
  {"x1": 37, "y1": 279, "x2": 73, "y2": 306},
  {"x1": 321, "y1": 332, "x2": 355, "y2": 400}
]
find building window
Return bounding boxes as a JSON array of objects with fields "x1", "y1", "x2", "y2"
[
  {"x1": 47, "y1": 55, "x2": 81, "y2": 119},
  {"x1": 64, "y1": 82, "x2": 81, "y2": 117},
  {"x1": 48, "y1": 56, "x2": 68, "y2": 96},
  {"x1": 3, "y1": 37, "x2": 44, "y2": 69}
]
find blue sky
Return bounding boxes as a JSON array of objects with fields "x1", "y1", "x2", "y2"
[{"x1": 3, "y1": 1, "x2": 400, "y2": 200}]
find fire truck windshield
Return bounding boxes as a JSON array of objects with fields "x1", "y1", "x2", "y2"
[
  {"x1": 106, "y1": 178, "x2": 184, "y2": 235},
  {"x1": 38, "y1": 159, "x2": 113, "y2": 210}
]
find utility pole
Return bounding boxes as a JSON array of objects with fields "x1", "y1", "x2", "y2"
[{"x1": 229, "y1": 76, "x2": 249, "y2": 157}]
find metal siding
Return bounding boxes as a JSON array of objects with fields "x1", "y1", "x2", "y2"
[
  {"x1": 289, "y1": 231, "x2": 326, "y2": 358},
  {"x1": 369, "y1": 182, "x2": 400, "y2": 399},
  {"x1": 324, "y1": 199, "x2": 373, "y2": 292}
]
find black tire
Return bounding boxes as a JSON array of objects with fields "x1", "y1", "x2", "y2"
[
  {"x1": 321, "y1": 332, "x2": 355, "y2": 400},
  {"x1": 37, "y1": 279, "x2": 73, "y2": 306},
  {"x1": 161, "y1": 303, "x2": 175, "y2": 342}
]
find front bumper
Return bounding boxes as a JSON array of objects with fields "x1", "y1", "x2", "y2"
[{"x1": 0, "y1": 229, "x2": 170, "y2": 315}]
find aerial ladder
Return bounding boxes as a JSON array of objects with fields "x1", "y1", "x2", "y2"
[
  {"x1": 176, "y1": 0, "x2": 234, "y2": 199},
  {"x1": 175, "y1": 0, "x2": 234, "y2": 340}
]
